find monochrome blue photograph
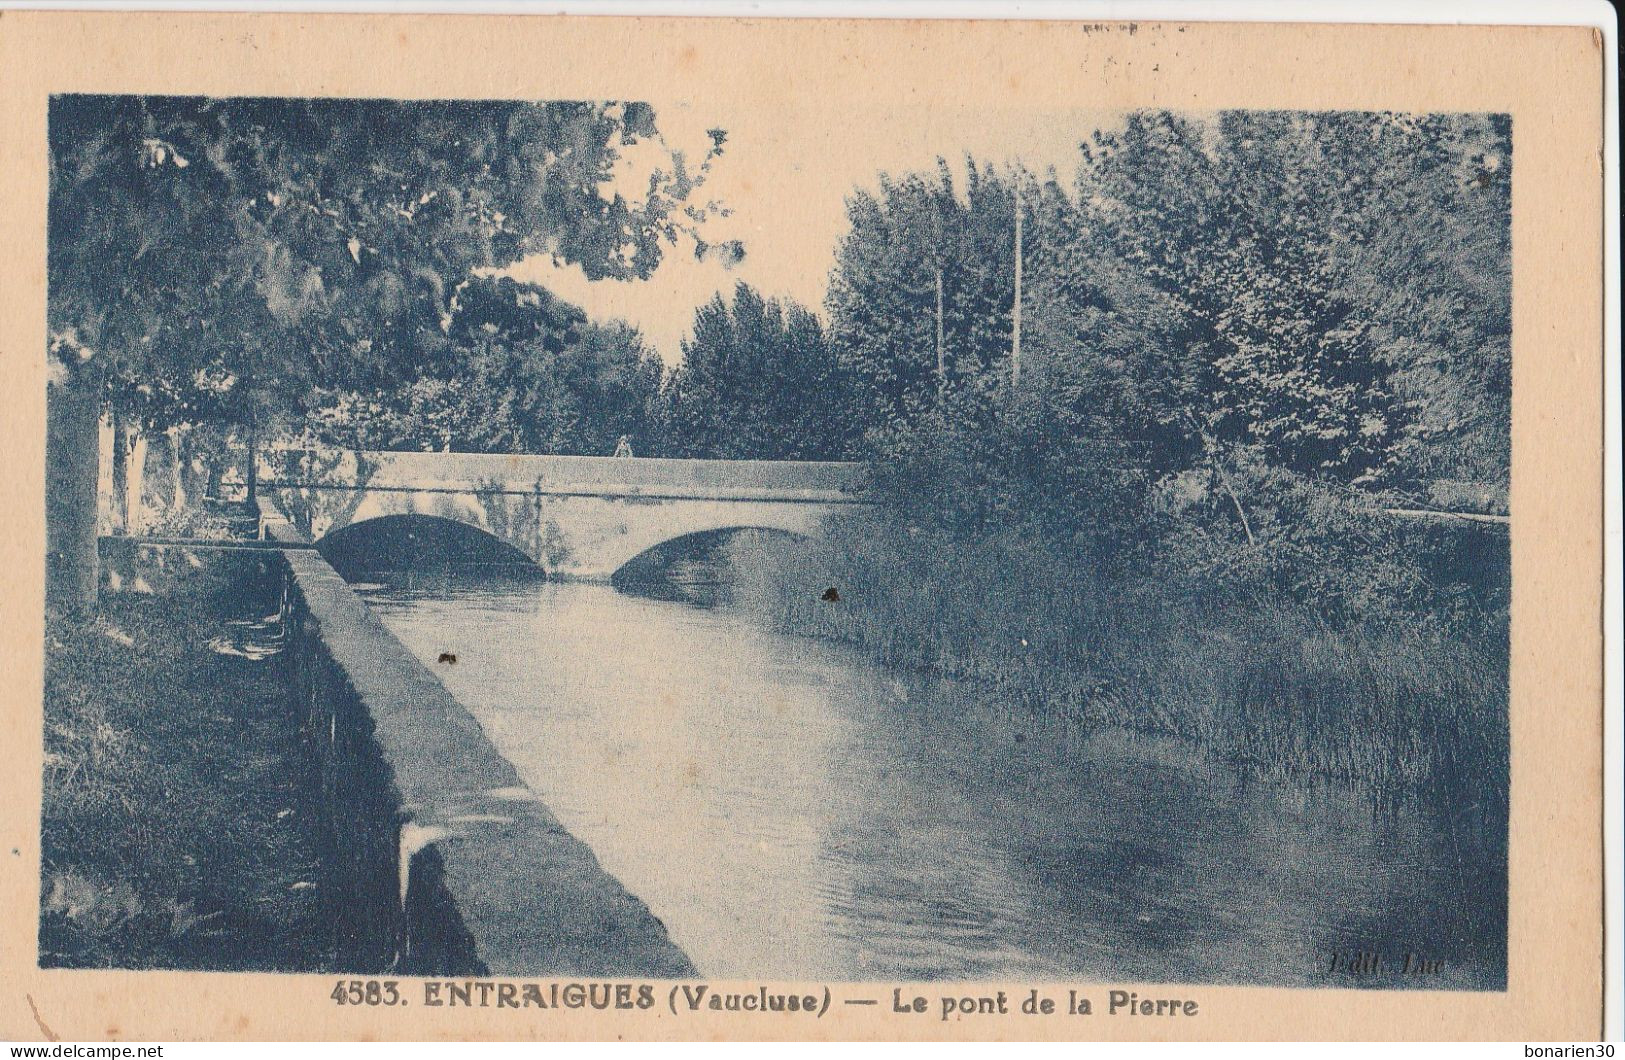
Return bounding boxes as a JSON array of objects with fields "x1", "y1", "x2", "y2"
[{"x1": 41, "y1": 93, "x2": 1511, "y2": 990}]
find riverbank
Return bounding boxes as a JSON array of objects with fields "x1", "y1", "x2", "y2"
[
  {"x1": 724, "y1": 522, "x2": 1509, "y2": 804},
  {"x1": 40, "y1": 544, "x2": 334, "y2": 971}
]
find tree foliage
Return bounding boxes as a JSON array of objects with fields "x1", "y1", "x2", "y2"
[
  {"x1": 1068, "y1": 110, "x2": 1510, "y2": 496},
  {"x1": 305, "y1": 276, "x2": 665, "y2": 456},
  {"x1": 825, "y1": 160, "x2": 1021, "y2": 432},
  {"x1": 821, "y1": 110, "x2": 1511, "y2": 623},
  {"x1": 664, "y1": 282, "x2": 854, "y2": 460},
  {"x1": 48, "y1": 95, "x2": 727, "y2": 428}
]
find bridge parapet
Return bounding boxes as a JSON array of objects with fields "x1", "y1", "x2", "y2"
[
  {"x1": 262, "y1": 449, "x2": 865, "y2": 502},
  {"x1": 260, "y1": 448, "x2": 868, "y2": 580}
]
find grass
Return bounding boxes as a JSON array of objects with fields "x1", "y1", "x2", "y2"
[
  {"x1": 724, "y1": 520, "x2": 1509, "y2": 806},
  {"x1": 39, "y1": 543, "x2": 335, "y2": 971}
]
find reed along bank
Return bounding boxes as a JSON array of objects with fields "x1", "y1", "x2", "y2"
[{"x1": 720, "y1": 490, "x2": 1509, "y2": 807}]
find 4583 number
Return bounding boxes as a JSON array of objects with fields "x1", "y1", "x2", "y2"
[{"x1": 331, "y1": 979, "x2": 405, "y2": 1006}]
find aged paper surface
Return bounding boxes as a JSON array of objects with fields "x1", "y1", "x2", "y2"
[{"x1": 0, "y1": 10, "x2": 1606, "y2": 1042}]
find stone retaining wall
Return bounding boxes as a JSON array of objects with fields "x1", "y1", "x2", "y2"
[{"x1": 275, "y1": 537, "x2": 695, "y2": 977}]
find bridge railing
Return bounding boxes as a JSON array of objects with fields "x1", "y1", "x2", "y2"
[{"x1": 258, "y1": 447, "x2": 867, "y2": 499}]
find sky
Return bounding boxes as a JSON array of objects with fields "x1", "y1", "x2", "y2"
[{"x1": 503, "y1": 98, "x2": 1121, "y2": 365}]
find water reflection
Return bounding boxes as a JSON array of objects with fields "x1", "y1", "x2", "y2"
[{"x1": 353, "y1": 571, "x2": 1505, "y2": 988}]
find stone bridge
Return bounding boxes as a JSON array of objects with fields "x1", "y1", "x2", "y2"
[{"x1": 258, "y1": 449, "x2": 866, "y2": 581}]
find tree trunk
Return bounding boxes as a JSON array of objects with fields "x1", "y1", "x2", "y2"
[
  {"x1": 206, "y1": 449, "x2": 223, "y2": 501},
  {"x1": 96, "y1": 411, "x2": 114, "y2": 534},
  {"x1": 178, "y1": 427, "x2": 207, "y2": 505},
  {"x1": 109, "y1": 410, "x2": 129, "y2": 535},
  {"x1": 165, "y1": 425, "x2": 188, "y2": 514},
  {"x1": 124, "y1": 427, "x2": 148, "y2": 536},
  {"x1": 46, "y1": 375, "x2": 102, "y2": 615},
  {"x1": 1184, "y1": 411, "x2": 1258, "y2": 548},
  {"x1": 1200, "y1": 433, "x2": 1256, "y2": 546},
  {"x1": 245, "y1": 417, "x2": 258, "y2": 502}
]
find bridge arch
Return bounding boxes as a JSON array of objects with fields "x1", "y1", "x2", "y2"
[
  {"x1": 317, "y1": 513, "x2": 544, "y2": 581},
  {"x1": 557, "y1": 499, "x2": 837, "y2": 582},
  {"x1": 609, "y1": 525, "x2": 807, "y2": 581}
]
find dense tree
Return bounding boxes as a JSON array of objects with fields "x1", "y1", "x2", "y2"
[
  {"x1": 1069, "y1": 110, "x2": 1510, "y2": 501},
  {"x1": 823, "y1": 112, "x2": 1508, "y2": 498},
  {"x1": 1334, "y1": 113, "x2": 1512, "y2": 505},
  {"x1": 547, "y1": 320, "x2": 669, "y2": 456},
  {"x1": 820, "y1": 110, "x2": 1510, "y2": 618},
  {"x1": 446, "y1": 275, "x2": 588, "y2": 355},
  {"x1": 664, "y1": 282, "x2": 855, "y2": 460},
  {"x1": 306, "y1": 290, "x2": 665, "y2": 458},
  {"x1": 825, "y1": 160, "x2": 1023, "y2": 432},
  {"x1": 305, "y1": 275, "x2": 663, "y2": 456},
  {"x1": 47, "y1": 95, "x2": 727, "y2": 610}
]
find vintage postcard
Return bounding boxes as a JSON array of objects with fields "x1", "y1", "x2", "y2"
[{"x1": 0, "y1": 8, "x2": 1608, "y2": 1043}]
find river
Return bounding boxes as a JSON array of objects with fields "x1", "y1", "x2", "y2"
[{"x1": 350, "y1": 569, "x2": 1505, "y2": 989}]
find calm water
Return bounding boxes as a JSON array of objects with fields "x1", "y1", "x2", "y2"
[{"x1": 353, "y1": 572, "x2": 1505, "y2": 988}]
